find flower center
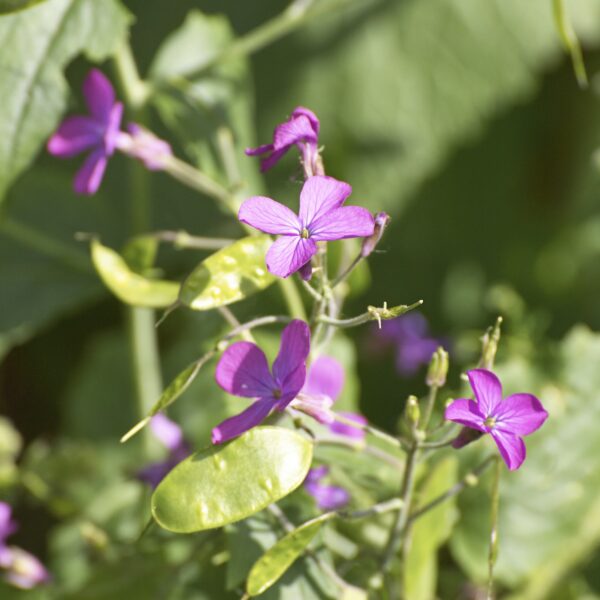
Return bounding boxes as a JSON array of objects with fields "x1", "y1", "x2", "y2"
[
  {"x1": 273, "y1": 388, "x2": 282, "y2": 399},
  {"x1": 301, "y1": 227, "x2": 310, "y2": 239},
  {"x1": 484, "y1": 416, "x2": 496, "y2": 429}
]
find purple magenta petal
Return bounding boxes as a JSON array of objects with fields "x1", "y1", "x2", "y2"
[
  {"x1": 211, "y1": 399, "x2": 276, "y2": 444},
  {"x1": 298, "y1": 261, "x2": 313, "y2": 281},
  {"x1": 305, "y1": 481, "x2": 350, "y2": 510},
  {"x1": 444, "y1": 398, "x2": 486, "y2": 431},
  {"x1": 467, "y1": 369, "x2": 503, "y2": 416},
  {"x1": 329, "y1": 412, "x2": 367, "y2": 440},
  {"x1": 73, "y1": 147, "x2": 108, "y2": 195},
  {"x1": 290, "y1": 393, "x2": 335, "y2": 424},
  {"x1": 245, "y1": 143, "x2": 273, "y2": 157},
  {"x1": 238, "y1": 196, "x2": 300, "y2": 235},
  {"x1": 150, "y1": 414, "x2": 184, "y2": 452},
  {"x1": 303, "y1": 356, "x2": 344, "y2": 402},
  {"x1": 306, "y1": 465, "x2": 329, "y2": 483},
  {"x1": 0, "y1": 503, "x2": 17, "y2": 544},
  {"x1": 103, "y1": 102, "x2": 124, "y2": 155},
  {"x1": 490, "y1": 429, "x2": 526, "y2": 471},
  {"x1": 298, "y1": 176, "x2": 352, "y2": 227},
  {"x1": 291, "y1": 107, "x2": 320, "y2": 136},
  {"x1": 259, "y1": 148, "x2": 287, "y2": 172},
  {"x1": 273, "y1": 320, "x2": 310, "y2": 400},
  {"x1": 310, "y1": 206, "x2": 375, "y2": 242},
  {"x1": 216, "y1": 341, "x2": 276, "y2": 398},
  {"x1": 83, "y1": 69, "x2": 116, "y2": 123},
  {"x1": 492, "y1": 393, "x2": 548, "y2": 436},
  {"x1": 46, "y1": 115, "x2": 101, "y2": 157},
  {"x1": 273, "y1": 114, "x2": 318, "y2": 151},
  {"x1": 265, "y1": 236, "x2": 317, "y2": 279},
  {"x1": 137, "y1": 459, "x2": 177, "y2": 489},
  {"x1": 0, "y1": 547, "x2": 49, "y2": 589}
]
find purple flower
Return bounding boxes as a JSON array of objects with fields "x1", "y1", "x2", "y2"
[
  {"x1": 137, "y1": 414, "x2": 190, "y2": 488},
  {"x1": 291, "y1": 356, "x2": 366, "y2": 440},
  {"x1": 304, "y1": 466, "x2": 349, "y2": 510},
  {"x1": 212, "y1": 320, "x2": 311, "y2": 444},
  {"x1": 445, "y1": 369, "x2": 548, "y2": 470},
  {"x1": 0, "y1": 503, "x2": 49, "y2": 589},
  {"x1": 374, "y1": 313, "x2": 442, "y2": 376},
  {"x1": 246, "y1": 106, "x2": 321, "y2": 175},
  {"x1": 120, "y1": 123, "x2": 172, "y2": 170},
  {"x1": 361, "y1": 211, "x2": 390, "y2": 258},
  {"x1": 47, "y1": 69, "x2": 123, "y2": 195},
  {"x1": 239, "y1": 176, "x2": 375, "y2": 280}
]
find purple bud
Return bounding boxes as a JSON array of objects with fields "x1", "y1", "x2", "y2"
[{"x1": 361, "y1": 212, "x2": 390, "y2": 257}]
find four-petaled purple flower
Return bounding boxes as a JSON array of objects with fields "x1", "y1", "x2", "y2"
[
  {"x1": 304, "y1": 466, "x2": 349, "y2": 511},
  {"x1": 373, "y1": 313, "x2": 443, "y2": 377},
  {"x1": 246, "y1": 107, "x2": 321, "y2": 176},
  {"x1": 291, "y1": 356, "x2": 366, "y2": 439},
  {"x1": 137, "y1": 414, "x2": 191, "y2": 488},
  {"x1": 445, "y1": 369, "x2": 548, "y2": 470},
  {"x1": 0, "y1": 502, "x2": 49, "y2": 589},
  {"x1": 239, "y1": 176, "x2": 375, "y2": 280},
  {"x1": 212, "y1": 320, "x2": 311, "y2": 444},
  {"x1": 47, "y1": 69, "x2": 123, "y2": 195}
]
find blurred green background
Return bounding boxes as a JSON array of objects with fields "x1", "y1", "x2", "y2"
[{"x1": 2, "y1": 0, "x2": 600, "y2": 597}]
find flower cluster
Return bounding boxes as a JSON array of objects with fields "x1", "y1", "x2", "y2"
[{"x1": 0, "y1": 503, "x2": 49, "y2": 589}]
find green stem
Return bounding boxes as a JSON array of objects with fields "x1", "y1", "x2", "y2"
[
  {"x1": 278, "y1": 278, "x2": 307, "y2": 321},
  {"x1": 0, "y1": 218, "x2": 90, "y2": 273},
  {"x1": 381, "y1": 441, "x2": 419, "y2": 573},
  {"x1": 315, "y1": 437, "x2": 403, "y2": 469},
  {"x1": 152, "y1": 230, "x2": 234, "y2": 250},
  {"x1": 421, "y1": 385, "x2": 438, "y2": 431},
  {"x1": 113, "y1": 41, "x2": 150, "y2": 109},
  {"x1": 331, "y1": 412, "x2": 403, "y2": 450},
  {"x1": 487, "y1": 457, "x2": 501, "y2": 600},
  {"x1": 331, "y1": 252, "x2": 362, "y2": 289}
]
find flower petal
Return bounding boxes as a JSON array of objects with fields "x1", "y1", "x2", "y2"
[
  {"x1": 273, "y1": 320, "x2": 310, "y2": 400},
  {"x1": 150, "y1": 414, "x2": 184, "y2": 452},
  {"x1": 238, "y1": 196, "x2": 300, "y2": 235},
  {"x1": 444, "y1": 398, "x2": 486, "y2": 431},
  {"x1": 259, "y1": 148, "x2": 287, "y2": 172},
  {"x1": 265, "y1": 236, "x2": 317, "y2": 279},
  {"x1": 211, "y1": 399, "x2": 276, "y2": 444},
  {"x1": 215, "y1": 341, "x2": 275, "y2": 398},
  {"x1": 467, "y1": 369, "x2": 503, "y2": 415},
  {"x1": 291, "y1": 107, "x2": 320, "y2": 136},
  {"x1": 47, "y1": 116, "x2": 101, "y2": 157},
  {"x1": 305, "y1": 481, "x2": 349, "y2": 510},
  {"x1": 73, "y1": 148, "x2": 108, "y2": 195},
  {"x1": 245, "y1": 143, "x2": 273, "y2": 157},
  {"x1": 298, "y1": 176, "x2": 352, "y2": 227},
  {"x1": 83, "y1": 69, "x2": 116, "y2": 123},
  {"x1": 303, "y1": 356, "x2": 344, "y2": 401},
  {"x1": 329, "y1": 412, "x2": 367, "y2": 440},
  {"x1": 273, "y1": 114, "x2": 318, "y2": 150},
  {"x1": 491, "y1": 429, "x2": 526, "y2": 470},
  {"x1": 492, "y1": 393, "x2": 548, "y2": 436},
  {"x1": 310, "y1": 206, "x2": 375, "y2": 242}
]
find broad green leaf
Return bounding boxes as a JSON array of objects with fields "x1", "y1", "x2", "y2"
[
  {"x1": 246, "y1": 513, "x2": 335, "y2": 596},
  {"x1": 451, "y1": 326, "x2": 600, "y2": 596},
  {"x1": 404, "y1": 457, "x2": 459, "y2": 600},
  {"x1": 0, "y1": 0, "x2": 45, "y2": 14},
  {"x1": 91, "y1": 239, "x2": 179, "y2": 309},
  {"x1": 0, "y1": 0, "x2": 131, "y2": 202},
  {"x1": 152, "y1": 427, "x2": 313, "y2": 532},
  {"x1": 179, "y1": 236, "x2": 275, "y2": 311}
]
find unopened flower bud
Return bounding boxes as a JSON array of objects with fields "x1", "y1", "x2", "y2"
[
  {"x1": 464, "y1": 473, "x2": 479, "y2": 487},
  {"x1": 451, "y1": 427, "x2": 484, "y2": 449},
  {"x1": 479, "y1": 316, "x2": 502, "y2": 369},
  {"x1": 426, "y1": 347, "x2": 449, "y2": 387},
  {"x1": 361, "y1": 212, "x2": 390, "y2": 257},
  {"x1": 404, "y1": 395, "x2": 420, "y2": 428}
]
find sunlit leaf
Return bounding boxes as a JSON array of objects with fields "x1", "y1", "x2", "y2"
[
  {"x1": 152, "y1": 427, "x2": 313, "y2": 533},
  {"x1": 179, "y1": 235, "x2": 274, "y2": 311},
  {"x1": 246, "y1": 512, "x2": 335, "y2": 596},
  {"x1": 91, "y1": 239, "x2": 179, "y2": 309}
]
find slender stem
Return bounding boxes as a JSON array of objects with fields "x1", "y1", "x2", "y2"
[
  {"x1": 152, "y1": 230, "x2": 234, "y2": 250},
  {"x1": 487, "y1": 457, "x2": 501, "y2": 600},
  {"x1": 381, "y1": 441, "x2": 419, "y2": 572},
  {"x1": 162, "y1": 155, "x2": 233, "y2": 207},
  {"x1": 421, "y1": 385, "x2": 438, "y2": 431},
  {"x1": 331, "y1": 253, "x2": 362, "y2": 289},
  {"x1": 419, "y1": 435, "x2": 457, "y2": 450},
  {"x1": 317, "y1": 311, "x2": 372, "y2": 329},
  {"x1": 0, "y1": 218, "x2": 91, "y2": 273},
  {"x1": 112, "y1": 42, "x2": 150, "y2": 109},
  {"x1": 339, "y1": 498, "x2": 403, "y2": 520},
  {"x1": 408, "y1": 455, "x2": 496, "y2": 524},
  {"x1": 315, "y1": 437, "x2": 403, "y2": 470},
  {"x1": 221, "y1": 315, "x2": 293, "y2": 342},
  {"x1": 278, "y1": 278, "x2": 307, "y2": 321},
  {"x1": 298, "y1": 276, "x2": 323, "y2": 302},
  {"x1": 317, "y1": 300, "x2": 423, "y2": 329},
  {"x1": 331, "y1": 413, "x2": 403, "y2": 450}
]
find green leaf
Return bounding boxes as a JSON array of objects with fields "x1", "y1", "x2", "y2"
[
  {"x1": 91, "y1": 239, "x2": 180, "y2": 309},
  {"x1": 0, "y1": 0, "x2": 46, "y2": 14},
  {"x1": 0, "y1": 0, "x2": 131, "y2": 202},
  {"x1": 152, "y1": 427, "x2": 313, "y2": 533},
  {"x1": 246, "y1": 513, "x2": 335, "y2": 597},
  {"x1": 179, "y1": 236, "x2": 275, "y2": 311},
  {"x1": 404, "y1": 457, "x2": 458, "y2": 600}
]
